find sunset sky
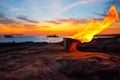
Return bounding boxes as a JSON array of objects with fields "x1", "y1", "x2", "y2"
[{"x1": 0, "y1": 0, "x2": 120, "y2": 35}]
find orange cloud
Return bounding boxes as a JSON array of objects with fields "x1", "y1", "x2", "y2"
[{"x1": 0, "y1": 18, "x2": 120, "y2": 35}]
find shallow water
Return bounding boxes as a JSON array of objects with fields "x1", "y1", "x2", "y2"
[{"x1": 0, "y1": 35, "x2": 63, "y2": 43}]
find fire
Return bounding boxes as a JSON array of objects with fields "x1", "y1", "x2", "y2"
[{"x1": 68, "y1": 5, "x2": 118, "y2": 43}]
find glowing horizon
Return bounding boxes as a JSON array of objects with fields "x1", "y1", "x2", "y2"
[{"x1": 0, "y1": 0, "x2": 120, "y2": 35}]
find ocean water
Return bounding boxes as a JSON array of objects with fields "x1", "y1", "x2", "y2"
[
  {"x1": 0, "y1": 35, "x2": 115, "y2": 43},
  {"x1": 0, "y1": 35, "x2": 64, "y2": 43}
]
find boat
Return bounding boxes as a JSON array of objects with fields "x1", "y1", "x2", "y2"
[
  {"x1": 4, "y1": 35, "x2": 14, "y2": 38},
  {"x1": 47, "y1": 35, "x2": 59, "y2": 37}
]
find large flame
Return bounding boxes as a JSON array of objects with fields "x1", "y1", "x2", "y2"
[{"x1": 68, "y1": 5, "x2": 118, "y2": 43}]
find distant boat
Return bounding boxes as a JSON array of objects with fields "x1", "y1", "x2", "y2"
[
  {"x1": 47, "y1": 35, "x2": 59, "y2": 37},
  {"x1": 4, "y1": 35, "x2": 13, "y2": 38}
]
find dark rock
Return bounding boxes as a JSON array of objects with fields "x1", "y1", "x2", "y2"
[
  {"x1": 77, "y1": 36, "x2": 120, "y2": 54},
  {"x1": 0, "y1": 39, "x2": 120, "y2": 80}
]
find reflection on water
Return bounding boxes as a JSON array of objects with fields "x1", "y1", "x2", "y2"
[{"x1": 0, "y1": 35, "x2": 63, "y2": 43}]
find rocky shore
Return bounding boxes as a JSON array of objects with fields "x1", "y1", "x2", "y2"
[{"x1": 0, "y1": 35, "x2": 120, "y2": 80}]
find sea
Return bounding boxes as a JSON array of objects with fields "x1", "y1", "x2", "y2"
[
  {"x1": 0, "y1": 35, "x2": 64, "y2": 43},
  {"x1": 0, "y1": 34, "x2": 115, "y2": 43}
]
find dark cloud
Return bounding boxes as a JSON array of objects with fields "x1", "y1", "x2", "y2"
[
  {"x1": 0, "y1": 12, "x2": 6, "y2": 18},
  {"x1": 23, "y1": 24, "x2": 50, "y2": 29},
  {"x1": 45, "y1": 18, "x2": 88, "y2": 25},
  {"x1": 0, "y1": 12, "x2": 18, "y2": 24},
  {"x1": 94, "y1": 12, "x2": 105, "y2": 17},
  {"x1": 17, "y1": 15, "x2": 38, "y2": 23},
  {"x1": 0, "y1": 19, "x2": 17, "y2": 24},
  {"x1": 57, "y1": 18, "x2": 88, "y2": 23},
  {"x1": 0, "y1": 2, "x2": 18, "y2": 25},
  {"x1": 45, "y1": 20, "x2": 61, "y2": 24}
]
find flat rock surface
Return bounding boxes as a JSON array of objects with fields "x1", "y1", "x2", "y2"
[{"x1": 0, "y1": 42, "x2": 120, "y2": 80}]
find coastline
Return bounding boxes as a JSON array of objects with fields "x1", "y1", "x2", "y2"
[{"x1": 0, "y1": 36, "x2": 120, "y2": 80}]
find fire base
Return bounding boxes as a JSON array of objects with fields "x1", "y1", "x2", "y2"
[{"x1": 63, "y1": 38, "x2": 80, "y2": 52}]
